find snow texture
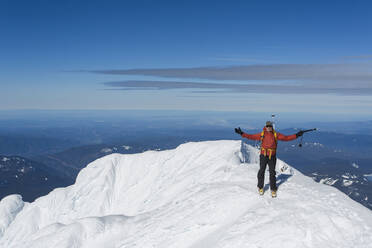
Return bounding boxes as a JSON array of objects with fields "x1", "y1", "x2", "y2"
[
  {"x1": 365, "y1": 174, "x2": 372, "y2": 182},
  {"x1": 0, "y1": 195, "x2": 25, "y2": 238},
  {"x1": 100, "y1": 148, "x2": 113, "y2": 153},
  {"x1": 122, "y1": 145, "x2": 131, "y2": 150},
  {"x1": 351, "y1": 162, "x2": 359, "y2": 169},
  {"x1": 319, "y1": 178, "x2": 339, "y2": 186},
  {"x1": 0, "y1": 140, "x2": 372, "y2": 248}
]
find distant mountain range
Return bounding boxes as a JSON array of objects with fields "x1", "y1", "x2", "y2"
[{"x1": 0, "y1": 155, "x2": 73, "y2": 202}]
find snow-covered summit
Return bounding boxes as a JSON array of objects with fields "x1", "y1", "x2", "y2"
[{"x1": 0, "y1": 140, "x2": 372, "y2": 248}]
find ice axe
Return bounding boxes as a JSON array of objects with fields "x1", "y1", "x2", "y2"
[{"x1": 298, "y1": 128, "x2": 317, "y2": 147}]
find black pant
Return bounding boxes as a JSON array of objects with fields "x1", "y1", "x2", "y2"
[{"x1": 257, "y1": 154, "x2": 277, "y2": 191}]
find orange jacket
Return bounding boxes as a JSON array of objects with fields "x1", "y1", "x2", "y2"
[{"x1": 242, "y1": 128, "x2": 297, "y2": 156}]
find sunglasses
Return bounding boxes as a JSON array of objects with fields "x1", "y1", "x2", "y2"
[{"x1": 266, "y1": 125, "x2": 273, "y2": 128}]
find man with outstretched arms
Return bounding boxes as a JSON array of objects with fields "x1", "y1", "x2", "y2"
[{"x1": 235, "y1": 121, "x2": 304, "y2": 197}]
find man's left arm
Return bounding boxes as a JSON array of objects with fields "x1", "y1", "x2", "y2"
[{"x1": 277, "y1": 132, "x2": 297, "y2": 141}]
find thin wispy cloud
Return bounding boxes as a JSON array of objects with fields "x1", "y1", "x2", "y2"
[
  {"x1": 207, "y1": 57, "x2": 264, "y2": 63},
  {"x1": 103, "y1": 80, "x2": 372, "y2": 96},
  {"x1": 92, "y1": 63, "x2": 372, "y2": 82},
  {"x1": 96, "y1": 63, "x2": 372, "y2": 95},
  {"x1": 341, "y1": 55, "x2": 372, "y2": 60}
]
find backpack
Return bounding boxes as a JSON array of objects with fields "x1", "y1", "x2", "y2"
[
  {"x1": 260, "y1": 130, "x2": 278, "y2": 145},
  {"x1": 260, "y1": 129, "x2": 278, "y2": 159}
]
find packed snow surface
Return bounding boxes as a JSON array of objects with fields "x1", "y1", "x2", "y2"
[{"x1": 1, "y1": 140, "x2": 372, "y2": 248}]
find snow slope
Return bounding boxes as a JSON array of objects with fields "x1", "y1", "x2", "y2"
[{"x1": 0, "y1": 140, "x2": 372, "y2": 248}]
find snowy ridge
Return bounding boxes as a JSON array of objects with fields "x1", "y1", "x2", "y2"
[
  {"x1": 0, "y1": 195, "x2": 24, "y2": 237},
  {"x1": 0, "y1": 140, "x2": 372, "y2": 248}
]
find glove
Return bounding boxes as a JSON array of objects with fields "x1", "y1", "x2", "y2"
[
  {"x1": 296, "y1": 130, "x2": 304, "y2": 138},
  {"x1": 235, "y1": 127, "x2": 243, "y2": 135}
]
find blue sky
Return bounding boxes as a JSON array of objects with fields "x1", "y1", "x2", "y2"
[{"x1": 1, "y1": 0, "x2": 372, "y2": 118}]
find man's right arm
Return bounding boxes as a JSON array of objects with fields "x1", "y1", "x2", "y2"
[{"x1": 235, "y1": 127, "x2": 261, "y2": 140}]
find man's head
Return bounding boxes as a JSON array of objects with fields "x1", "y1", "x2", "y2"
[{"x1": 265, "y1": 121, "x2": 273, "y2": 131}]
